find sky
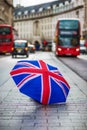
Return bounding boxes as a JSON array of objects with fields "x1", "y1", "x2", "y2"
[{"x1": 13, "y1": 0, "x2": 57, "y2": 7}]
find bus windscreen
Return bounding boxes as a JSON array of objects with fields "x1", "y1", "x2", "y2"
[{"x1": 58, "y1": 36, "x2": 79, "y2": 47}]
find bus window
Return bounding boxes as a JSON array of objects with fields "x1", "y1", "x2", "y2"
[
  {"x1": 59, "y1": 20, "x2": 79, "y2": 29},
  {"x1": 0, "y1": 27, "x2": 11, "y2": 35}
]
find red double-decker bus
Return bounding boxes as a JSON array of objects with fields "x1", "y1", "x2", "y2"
[
  {"x1": 0, "y1": 24, "x2": 14, "y2": 54},
  {"x1": 55, "y1": 18, "x2": 80, "y2": 56}
]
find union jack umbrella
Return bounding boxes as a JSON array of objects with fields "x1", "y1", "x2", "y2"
[{"x1": 10, "y1": 60, "x2": 70, "y2": 105}]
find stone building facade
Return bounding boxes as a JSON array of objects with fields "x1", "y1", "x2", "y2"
[
  {"x1": 83, "y1": 0, "x2": 87, "y2": 38},
  {"x1": 13, "y1": 0, "x2": 86, "y2": 44},
  {"x1": 0, "y1": 0, "x2": 14, "y2": 25}
]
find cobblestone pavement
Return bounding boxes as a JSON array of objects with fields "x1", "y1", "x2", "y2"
[{"x1": 0, "y1": 52, "x2": 87, "y2": 130}]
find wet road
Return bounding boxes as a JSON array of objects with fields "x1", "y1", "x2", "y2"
[{"x1": 58, "y1": 55, "x2": 87, "y2": 82}]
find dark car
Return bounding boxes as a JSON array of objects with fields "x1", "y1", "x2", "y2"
[{"x1": 12, "y1": 40, "x2": 29, "y2": 58}]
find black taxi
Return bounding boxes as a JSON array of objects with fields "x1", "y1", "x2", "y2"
[{"x1": 12, "y1": 40, "x2": 29, "y2": 58}]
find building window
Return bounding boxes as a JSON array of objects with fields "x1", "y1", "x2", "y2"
[
  {"x1": 65, "y1": 1, "x2": 69, "y2": 5},
  {"x1": 59, "y1": 3, "x2": 64, "y2": 7},
  {"x1": 39, "y1": 8, "x2": 43, "y2": 12},
  {"x1": 47, "y1": 6, "x2": 51, "y2": 9},
  {"x1": 76, "y1": 10, "x2": 79, "y2": 18},
  {"x1": 24, "y1": 10, "x2": 28, "y2": 15},
  {"x1": 31, "y1": 9, "x2": 35, "y2": 13},
  {"x1": 18, "y1": 11, "x2": 21, "y2": 15},
  {"x1": 33, "y1": 21, "x2": 40, "y2": 36}
]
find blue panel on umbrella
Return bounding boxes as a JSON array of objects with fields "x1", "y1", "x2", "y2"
[
  {"x1": 18, "y1": 60, "x2": 40, "y2": 68},
  {"x1": 47, "y1": 64, "x2": 58, "y2": 71},
  {"x1": 49, "y1": 78, "x2": 66, "y2": 104},
  {"x1": 12, "y1": 74, "x2": 30, "y2": 85},
  {"x1": 19, "y1": 75, "x2": 42, "y2": 102}
]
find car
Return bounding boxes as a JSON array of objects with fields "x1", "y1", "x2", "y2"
[
  {"x1": 12, "y1": 40, "x2": 29, "y2": 58},
  {"x1": 80, "y1": 40, "x2": 87, "y2": 54},
  {"x1": 28, "y1": 43, "x2": 35, "y2": 53}
]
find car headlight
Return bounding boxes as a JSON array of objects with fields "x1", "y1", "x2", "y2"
[{"x1": 25, "y1": 48, "x2": 28, "y2": 51}]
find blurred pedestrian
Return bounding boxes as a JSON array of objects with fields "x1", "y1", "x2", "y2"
[
  {"x1": 43, "y1": 40, "x2": 48, "y2": 51},
  {"x1": 35, "y1": 41, "x2": 40, "y2": 51}
]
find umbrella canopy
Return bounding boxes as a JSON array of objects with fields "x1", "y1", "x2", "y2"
[{"x1": 10, "y1": 60, "x2": 70, "y2": 105}]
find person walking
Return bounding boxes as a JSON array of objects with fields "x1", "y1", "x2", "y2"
[{"x1": 43, "y1": 40, "x2": 47, "y2": 51}]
